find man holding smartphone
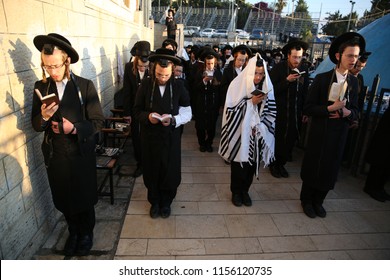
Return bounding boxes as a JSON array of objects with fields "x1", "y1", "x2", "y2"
[{"x1": 269, "y1": 39, "x2": 310, "y2": 178}]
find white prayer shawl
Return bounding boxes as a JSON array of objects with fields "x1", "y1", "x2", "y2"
[{"x1": 218, "y1": 53, "x2": 276, "y2": 176}]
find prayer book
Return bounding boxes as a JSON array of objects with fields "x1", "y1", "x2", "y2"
[
  {"x1": 328, "y1": 81, "x2": 348, "y2": 102},
  {"x1": 151, "y1": 113, "x2": 172, "y2": 122},
  {"x1": 251, "y1": 88, "x2": 271, "y2": 96},
  {"x1": 34, "y1": 89, "x2": 59, "y2": 106}
]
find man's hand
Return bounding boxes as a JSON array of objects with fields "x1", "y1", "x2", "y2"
[
  {"x1": 123, "y1": 116, "x2": 132, "y2": 125},
  {"x1": 41, "y1": 102, "x2": 59, "y2": 120},
  {"x1": 149, "y1": 112, "x2": 160, "y2": 124},
  {"x1": 251, "y1": 93, "x2": 266, "y2": 105},
  {"x1": 286, "y1": 73, "x2": 301, "y2": 82}
]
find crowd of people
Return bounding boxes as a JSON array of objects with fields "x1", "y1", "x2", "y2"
[{"x1": 30, "y1": 27, "x2": 388, "y2": 257}]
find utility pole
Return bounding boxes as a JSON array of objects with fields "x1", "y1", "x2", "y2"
[
  {"x1": 316, "y1": 3, "x2": 322, "y2": 37},
  {"x1": 347, "y1": 1, "x2": 356, "y2": 32},
  {"x1": 271, "y1": 0, "x2": 276, "y2": 35}
]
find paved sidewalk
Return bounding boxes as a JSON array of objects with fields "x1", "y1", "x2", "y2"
[{"x1": 114, "y1": 120, "x2": 390, "y2": 260}]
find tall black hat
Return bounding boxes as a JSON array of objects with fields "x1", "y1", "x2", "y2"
[
  {"x1": 328, "y1": 32, "x2": 365, "y2": 64},
  {"x1": 282, "y1": 38, "x2": 309, "y2": 56},
  {"x1": 33, "y1": 33, "x2": 79, "y2": 63},
  {"x1": 149, "y1": 48, "x2": 181, "y2": 65}
]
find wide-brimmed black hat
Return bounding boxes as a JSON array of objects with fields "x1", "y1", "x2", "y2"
[
  {"x1": 199, "y1": 47, "x2": 219, "y2": 61},
  {"x1": 131, "y1": 41, "x2": 151, "y2": 58},
  {"x1": 34, "y1": 33, "x2": 79, "y2": 63},
  {"x1": 282, "y1": 38, "x2": 309, "y2": 56},
  {"x1": 131, "y1": 41, "x2": 151, "y2": 62},
  {"x1": 149, "y1": 48, "x2": 181, "y2": 65},
  {"x1": 232, "y1": 44, "x2": 252, "y2": 57},
  {"x1": 328, "y1": 32, "x2": 366, "y2": 64},
  {"x1": 222, "y1": 44, "x2": 233, "y2": 53}
]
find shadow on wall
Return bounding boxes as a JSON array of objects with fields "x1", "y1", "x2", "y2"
[{"x1": 2, "y1": 38, "x2": 57, "y2": 259}]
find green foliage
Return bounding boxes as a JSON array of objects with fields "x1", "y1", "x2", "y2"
[{"x1": 321, "y1": 10, "x2": 358, "y2": 36}]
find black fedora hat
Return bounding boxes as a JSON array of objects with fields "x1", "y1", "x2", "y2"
[
  {"x1": 232, "y1": 44, "x2": 252, "y2": 57},
  {"x1": 282, "y1": 38, "x2": 309, "y2": 56},
  {"x1": 149, "y1": 48, "x2": 181, "y2": 65},
  {"x1": 199, "y1": 46, "x2": 219, "y2": 61},
  {"x1": 328, "y1": 32, "x2": 365, "y2": 64},
  {"x1": 34, "y1": 33, "x2": 79, "y2": 63}
]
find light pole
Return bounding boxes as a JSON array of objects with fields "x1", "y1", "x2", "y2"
[{"x1": 347, "y1": 1, "x2": 356, "y2": 32}]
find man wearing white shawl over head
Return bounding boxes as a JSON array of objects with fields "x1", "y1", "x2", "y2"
[{"x1": 219, "y1": 54, "x2": 277, "y2": 207}]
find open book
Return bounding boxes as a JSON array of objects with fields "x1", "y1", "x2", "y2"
[
  {"x1": 151, "y1": 113, "x2": 172, "y2": 122},
  {"x1": 34, "y1": 89, "x2": 59, "y2": 106},
  {"x1": 328, "y1": 81, "x2": 348, "y2": 102},
  {"x1": 292, "y1": 68, "x2": 306, "y2": 75},
  {"x1": 251, "y1": 88, "x2": 271, "y2": 96}
]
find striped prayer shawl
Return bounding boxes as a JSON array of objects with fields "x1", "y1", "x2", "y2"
[{"x1": 218, "y1": 54, "x2": 277, "y2": 177}]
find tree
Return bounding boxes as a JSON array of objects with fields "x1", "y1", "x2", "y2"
[
  {"x1": 275, "y1": 0, "x2": 287, "y2": 14},
  {"x1": 321, "y1": 10, "x2": 358, "y2": 36},
  {"x1": 295, "y1": 0, "x2": 309, "y2": 14}
]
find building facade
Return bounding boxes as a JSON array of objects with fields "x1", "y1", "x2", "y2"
[{"x1": 0, "y1": 0, "x2": 153, "y2": 259}]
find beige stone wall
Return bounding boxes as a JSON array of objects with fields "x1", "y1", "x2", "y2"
[{"x1": 0, "y1": 0, "x2": 153, "y2": 259}]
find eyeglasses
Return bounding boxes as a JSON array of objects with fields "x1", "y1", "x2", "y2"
[
  {"x1": 43, "y1": 62, "x2": 66, "y2": 71},
  {"x1": 343, "y1": 54, "x2": 359, "y2": 59}
]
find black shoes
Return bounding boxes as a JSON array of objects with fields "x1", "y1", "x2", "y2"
[
  {"x1": 313, "y1": 204, "x2": 327, "y2": 218},
  {"x1": 302, "y1": 203, "x2": 327, "y2": 218},
  {"x1": 150, "y1": 204, "x2": 160, "y2": 218},
  {"x1": 206, "y1": 146, "x2": 213, "y2": 153},
  {"x1": 278, "y1": 165, "x2": 289, "y2": 178},
  {"x1": 269, "y1": 165, "x2": 289, "y2": 178},
  {"x1": 63, "y1": 234, "x2": 78, "y2": 256},
  {"x1": 242, "y1": 193, "x2": 252, "y2": 206},
  {"x1": 269, "y1": 165, "x2": 281, "y2": 178},
  {"x1": 160, "y1": 206, "x2": 171, "y2": 218},
  {"x1": 199, "y1": 146, "x2": 206, "y2": 152},
  {"x1": 232, "y1": 193, "x2": 252, "y2": 207},
  {"x1": 232, "y1": 193, "x2": 243, "y2": 207},
  {"x1": 150, "y1": 204, "x2": 172, "y2": 218},
  {"x1": 133, "y1": 166, "x2": 143, "y2": 178},
  {"x1": 302, "y1": 203, "x2": 316, "y2": 218},
  {"x1": 75, "y1": 234, "x2": 93, "y2": 256},
  {"x1": 364, "y1": 188, "x2": 390, "y2": 202}
]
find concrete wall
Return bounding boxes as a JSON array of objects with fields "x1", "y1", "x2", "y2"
[{"x1": 0, "y1": 0, "x2": 153, "y2": 259}]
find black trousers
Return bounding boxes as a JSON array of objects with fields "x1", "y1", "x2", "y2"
[
  {"x1": 196, "y1": 127, "x2": 216, "y2": 148},
  {"x1": 147, "y1": 188, "x2": 177, "y2": 208},
  {"x1": 230, "y1": 161, "x2": 255, "y2": 195},
  {"x1": 300, "y1": 182, "x2": 329, "y2": 206},
  {"x1": 365, "y1": 162, "x2": 390, "y2": 192},
  {"x1": 64, "y1": 207, "x2": 95, "y2": 236},
  {"x1": 131, "y1": 119, "x2": 142, "y2": 167}
]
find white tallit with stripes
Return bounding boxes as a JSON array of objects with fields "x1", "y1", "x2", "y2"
[{"x1": 218, "y1": 53, "x2": 276, "y2": 176}]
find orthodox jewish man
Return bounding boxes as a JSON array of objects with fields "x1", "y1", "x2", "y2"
[
  {"x1": 300, "y1": 32, "x2": 364, "y2": 218},
  {"x1": 133, "y1": 48, "x2": 192, "y2": 219},
  {"x1": 123, "y1": 41, "x2": 151, "y2": 178},
  {"x1": 269, "y1": 39, "x2": 310, "y2": 178},
  {"x1": 31, "y1": 33, "x2": 105, "y2": 256}
]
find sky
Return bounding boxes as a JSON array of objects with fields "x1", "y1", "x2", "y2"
[{"x1": 246, "y1": 0, "x2": 373, "y2": 21}]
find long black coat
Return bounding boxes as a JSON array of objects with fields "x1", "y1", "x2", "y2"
[
  {"x1": 194, "y1": 68, "x2": 223, "y2": 130},
  {"x1": 300, "y1": 69, "x2": 359, "y2": 190},
  {"x1": 133, "y1": 77, "x2": 190, "y2": 192},
  {"x1": 122, "y1": 61, "x2": 149, "y2": 117},
  {"x1": 31, "y1": 74, "x2": 104, "y2": 214},
  {"x1": 220, "y1": 61, "x2": 239, "y2": 107},
  {"x1": 269, "y1": 60, "x2": 309, "y2": 163}
]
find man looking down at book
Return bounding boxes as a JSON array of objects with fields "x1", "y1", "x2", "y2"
[
  {"x1": 134, "y1": 48, "x2": 191, "y2": 219},
  {"x1": 31, "y1": 33, "x2": 104, "y2": 256},
  {"x1": 219, "y1": 55, "x2": 276, "y2": 207},
  {"x1": 299, "y1": 32, "x2": 364, "y2": 218},
  {"x1": 269, "y1": 39, "x2": 310, "y2": 179}
]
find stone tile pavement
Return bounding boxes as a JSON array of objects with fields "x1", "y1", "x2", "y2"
[{"x1": 34, "y1": 120, "x2": 390, "y2": 260}]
